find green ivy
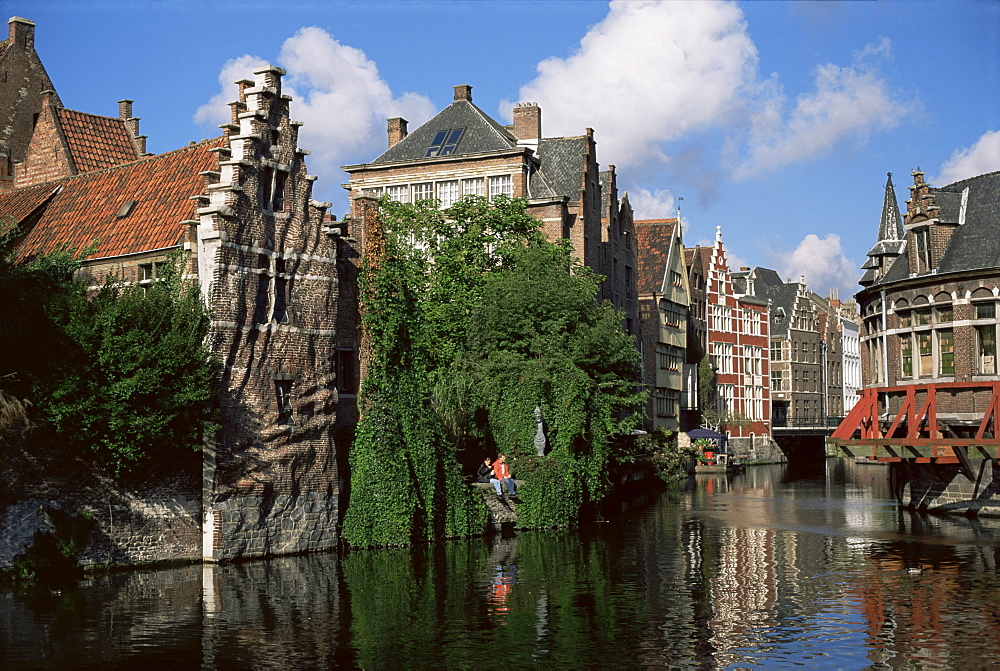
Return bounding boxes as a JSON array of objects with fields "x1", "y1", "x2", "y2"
[{"x1": 342, "y1": 196, "x2": 644, "y2": 546}]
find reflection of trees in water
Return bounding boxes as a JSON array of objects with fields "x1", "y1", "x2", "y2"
[{"x1": 341, "y1": 529, "x2": 648, "y2": 667}]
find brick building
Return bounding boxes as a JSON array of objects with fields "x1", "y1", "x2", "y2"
[
  {"x1": 694, "y1": 227, "x2": 771, "y2": 441},
  {"x1": 856, "y1": 168, "x2": 1000, "y2": 428},
  {"x1": 635, "y1": 217, "x2": 690, "y2": 432},
  {"x1": 342, "y1": 84, "x2": 639, "y2": 331},
  {"x1": 1, "y1": 19, "x2": 344, "y2": 564},
  {"x1": 0, "y1": 17, "x2": 61, "y2": 189}
]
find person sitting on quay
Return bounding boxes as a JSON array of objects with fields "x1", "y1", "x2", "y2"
[
  {"x1": 492, "y1": 454, "x2": 518, "y2": 500},
  {"x1": 478, "y1": 456, "x2": 496, "y2": 488}
]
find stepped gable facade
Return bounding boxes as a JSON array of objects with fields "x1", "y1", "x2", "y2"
[
  {"x1": 698, "y1": 227, "x2": 771, "y2": 439},
  {"x1": 635, "y1": 218, "x2": 690, "y2": 432},
  {"x1": 0, "y1": 17, "x2": 60, "y2": 188},
  {"x1": 1, "y1": 57, "x2": 343, "y2": 562},
  {"x1": 342, "y1": 84, "x2": 639, "y2": 332},
  {"x1": 856, "y1": 169, "x2": 1000, "y2": 426}
]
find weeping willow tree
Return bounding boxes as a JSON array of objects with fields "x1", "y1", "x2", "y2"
[{"x1": 342, "y1": 196, "x2": 644, "y2": 547}]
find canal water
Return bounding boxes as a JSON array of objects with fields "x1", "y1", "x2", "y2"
[{"x1": 4, "y1": 459, "x2": 1000, "y2": 669}]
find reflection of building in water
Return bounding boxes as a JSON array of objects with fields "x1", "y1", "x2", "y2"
[
  {"x1": 709, "y1": 527, "x2": 779, "y2": 662},
  {"x1": 849, "y1": 546, "x2": 1000, "y2": 667}
]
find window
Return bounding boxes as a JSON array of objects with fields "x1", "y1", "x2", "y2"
[
  {"x1": 938, "y1": 328, "x2": 954, "y2": 375},
  {"x1": 412, "y1": 182, "x2": 433, "y2": 202},
  {"x1": 915, "y1": 228, "x2": 932, "y2": 272},
  {"x1": 462, "y1": 178, "x2": 484, "y2": 197},
  {"x1": 901, "y1": 334, "x2": 913, "y2": 377},
  {"x1": 976, "y1": 302, "x2": 996, "y2": 320},
  {"x1": 915, "y1": 309, "x2": 932, "y2": 326},
  {"x1": 935, "y1": 304, "x2": 952, "y2": 323},
  {"x1": 918, "y1": 332, "x2": 933, "y2": 376},
  {"x1": 978, "y1": 324, "x2": 997, "y2": 374},
  {"x1": 262, "y1": 167, "x2": 287, "y2": 212},
  {"x1": 771, "y1": 342, "x2": 782, "y2": 362},
  {"x1": 254, "y1": 274, "x2": 270, "y2": 324},
  {"x1": 275, "y1": 380, "x2": 294, "y2": 425},
  {"x1": 489, "y1": 175, "x2": 513, "y2": 198},
  {"x1": 116, "y1": 200, "x2": 138, "y2": 218},
  {"x1": 625, "y1": 266, "x2": 633, "y2": 300},
  {"x1": 437, "y1": 180, "x2": 460, "y2": 208},
  {"x1": 273, "y1": 277, "x2": 288, "y2": 323},
  {"x1": 336, "y1": 349, "x2": 357, "y2": 395},
  {"x1": 387, "y1": 184, "x2": 409, "y2": 203},
  {"x1": 771, "y1": 370, "x2": 784, "y2": 391},
  {"x1": 425, "y1": 128, "x2": 464, "y2": 157}
]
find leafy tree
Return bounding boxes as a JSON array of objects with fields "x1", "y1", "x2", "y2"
[
  {"x1": 34, "y1": 254, "x2": 218, "y2": 474},
  {"x1": 343, "y1": 196, "x2": 644, "y2": 546}
]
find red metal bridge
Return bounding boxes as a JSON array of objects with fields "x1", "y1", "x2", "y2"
[{"x1": 830, "y1": 381, "x2": 1000, "y2": 481}]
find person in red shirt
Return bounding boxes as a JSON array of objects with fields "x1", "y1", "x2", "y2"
[{"x1": 492, "y1": 454, "x2": 518, "y2": 498}]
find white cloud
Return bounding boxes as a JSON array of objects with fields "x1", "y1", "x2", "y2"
[
  {"x1": 934, "y1": 130, "x2": 1000, "y2": 186},
  {"x1": 193, "y1": 27, "x2": 436, "y2": 207},
  {"x1": 508, "y1": 0, "x2": 757, "y2": 169},
  {"x1": 735, "y1": 38, "x2": 913, "y2": 179},
  {"x1": 627, "y1": 187, "x2": 676, "y2": 220},
  {"x1": 767, "y1": 234, "x2": 858, "y2": 298}
]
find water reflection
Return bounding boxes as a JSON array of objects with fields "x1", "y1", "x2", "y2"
[{"x1": 4, "y1": 459, "x2": 1000, "y2": 668}]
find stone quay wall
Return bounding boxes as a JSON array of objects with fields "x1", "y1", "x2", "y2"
[{"x1": 891, "y1": 458, "x2": 1000, "y2": 517}]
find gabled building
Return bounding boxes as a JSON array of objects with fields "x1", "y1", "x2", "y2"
[
  {"x1": 834, "y1": 167, "x2": 1000, "y2": 513},
  {"x1": 697, "y1": 227, "x2": 771, "y2": 442},
  {"x1": 856, "y1": 168, "x2": 1000, "y2": 407},
  {"x1": 0, "y1": 17, "x2": 61, "y2": 188},
  {"x1": 736, "y1": 268, "x2": 823, "y2": 428},
  {"x1": 342, "y1": 85, "x2": 639, "y2": 332},
  {"x1": 635, "y1": 217, "x2": 690, "y2": 432},
  {"x1": 2, "y1": 33, "x2": 344, "y2": 563}
]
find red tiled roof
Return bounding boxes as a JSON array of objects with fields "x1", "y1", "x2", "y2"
[
  {"x1": 56, "y1": 108, "x2": 141, "y2": 173},
  {"x1": 0, "y1": 182, "x2": 60, "y2": 236},
  {"x1": 13, "y1": 138, "x2": 223, "y2": 261},
  {"x1": 634, "y1": 218, "x2": 677, "y2": 294}
]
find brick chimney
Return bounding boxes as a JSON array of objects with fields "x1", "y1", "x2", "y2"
[
  {"x1": 118, "y1": 99, "x2": 147, "y2": 155},
  {"x1": 512, "y1": 102, "x2": 541, "y2": 141},
  {"x1": 453, "y1": 84, "x2": 472, "y2": 102},
  {"x1": 8, "y1": 17, "x2": 35, "y2": 51},
  {"x1": 387, "y1": 117, "x2": 408, "y2": 148}
]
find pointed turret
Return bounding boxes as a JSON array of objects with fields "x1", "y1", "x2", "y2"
[{"x1": 859, "y1": 172, "x2": 906, "y2": 286}]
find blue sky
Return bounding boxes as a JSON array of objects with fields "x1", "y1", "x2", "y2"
[{"x1": 10, "y1": 0, "x2": 999, "y2": 300}]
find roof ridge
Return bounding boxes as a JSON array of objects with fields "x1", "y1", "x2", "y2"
[{"x1": 56, "y1": 107, "x2": 126, "y2": 123}]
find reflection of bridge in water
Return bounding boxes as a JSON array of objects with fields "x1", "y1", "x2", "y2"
[{"x1": 831, "y1": 381, "x2": 1000, "y2": 515}]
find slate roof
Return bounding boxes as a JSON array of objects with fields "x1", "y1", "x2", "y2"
[
  {"x1": 370, "y1": 99, "x2": 517, "y2": 165},
  {"x1": 866, "y1": 170, "x2": 1000, "y2": 288},
  {"x1": 55, "y1": 108, "x2": 141, "y2": 174},
  {"x1": 11, "y1": 138, "x2": 223, "y2": 261},
  {"x1": 635, "y1": 218, "x2": 677, "y2": 294},
  {"x1": 532, "y1": 136, "x2": 585, "y2": 200}
]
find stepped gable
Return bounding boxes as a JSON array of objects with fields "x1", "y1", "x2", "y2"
[
  {"x1": 634, "y1": 218, "x2": 678, "y2": 294},
  {"x1": 54, "y1": 108, "x2": 142, "y2": 173},
  {"x1": 15, "y1": 138, "x2": 223, "y2": 261},
  {"x1": 370, "y1": 88, "x2": 516, "y2": 165},
  {"x1": 868, "y1": 170, "x2": 1000, "y2": 287}
]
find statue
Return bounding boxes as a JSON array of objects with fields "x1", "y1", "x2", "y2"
[{"x1": 534, "y1": 405, "x2": 547, "y2": 457}]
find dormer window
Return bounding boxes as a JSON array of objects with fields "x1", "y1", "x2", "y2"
[{"x1": 425, "y1": 128, "x2": 464, "y2": 157}]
